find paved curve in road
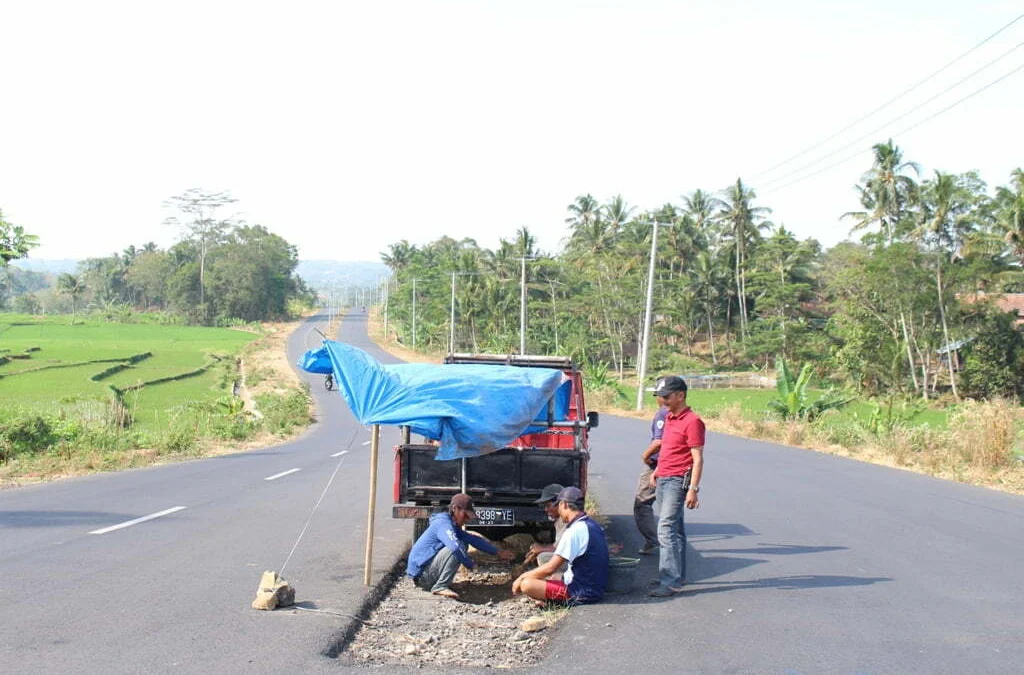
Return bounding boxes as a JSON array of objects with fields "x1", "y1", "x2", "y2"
[{"x1": 3, "y1": 311, "x2": 1023, "y2": 675}]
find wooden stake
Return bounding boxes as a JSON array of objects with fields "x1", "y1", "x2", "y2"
[{"x1": 363, "y1": 424, "x2": 380, "y2": 586}]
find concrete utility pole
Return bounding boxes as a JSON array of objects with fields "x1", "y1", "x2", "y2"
[
  {"x1": 635, "y1": 220, "x2": 660, "y2": 411},
  {"x1": 412, "y1": 278, "x2": 418, "y2": 350},
  {"x1": 450, "y1": 272, "x2": 456, "y2": 354},
  {"x1": 518, "y1": 256, "x2": 535, "y2": 354}
]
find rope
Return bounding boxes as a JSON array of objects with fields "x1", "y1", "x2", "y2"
[{"x1": 279, "y1": 423, "x2": 365, "y2": 575}]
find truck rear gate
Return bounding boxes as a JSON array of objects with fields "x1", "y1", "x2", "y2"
[{"x1": 393, "y1": 444, "x2": 587, "y2": 526}]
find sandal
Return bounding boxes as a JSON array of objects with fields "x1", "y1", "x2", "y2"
[{"x1": 432, "y1": 588, "x2": 460, "y2": 599}]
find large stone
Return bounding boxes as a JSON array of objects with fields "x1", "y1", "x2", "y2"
[{"x1": 250, "y1": 570, "x2": 295, "y2": 611}]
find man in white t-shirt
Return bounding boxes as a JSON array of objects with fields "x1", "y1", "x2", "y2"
[{"x1": 512, "y1": 487, "x2": 609, "y2": 604}]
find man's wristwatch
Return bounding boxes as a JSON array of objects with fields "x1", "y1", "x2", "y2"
[{"x1": 688, "y1": 486, "x2": 699, "y2": 493}]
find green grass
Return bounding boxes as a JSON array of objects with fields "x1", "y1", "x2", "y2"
[
  {"x1": 614, "y1": 382, "x2": 953, "y2": 429},
  {"x1": 0, "y1": 315, "x2": 256, "y2": 435}
]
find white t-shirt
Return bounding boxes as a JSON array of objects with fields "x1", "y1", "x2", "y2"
[{"x1": 553, "y1": 517, "x2": 590, "y2": 587}]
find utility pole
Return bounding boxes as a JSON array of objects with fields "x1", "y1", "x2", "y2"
[
  {"x1": 383, "y1": 277, "x2": 390, "y2": 340},
  {"x1": 412, "y1": 278, "x2": 418, "y2": 350},
  {"x1": 450, "y1": 272, "x2": 456, "y2": 354},
  {"x1": 518, "y1": 256, "x2": 535, "y2": 355},
  {"x1": 635, "y1": 220, "x2": 660, "y2": 411}
]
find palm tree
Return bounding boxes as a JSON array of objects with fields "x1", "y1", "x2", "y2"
[
  {"x1": 915, "y1": 170, "x2": 986, "y2": 399},
  {"x1": 845, "y1": 140, "x2": 921, "y2": 244},
  {"x1": 381, "y1": 240, "x2": 416, "y2": 274},
  {"x1": 843, "y1": 141, "x2": 922, "y2": 393},
  {"x1": 682, "y1": 189, "x2": 723, "y2": 233},
  {"x1": 691, "y1": 251, "x2": 727, "y2": 365},
  {"x1": 995, "y1": 168, "x2": 1024, "y2": 265},
  {"x1": 718, "y1": 178, "x2": 770, "y2": 341},
  {"x1": 57, "y1": 273, "x2": 86, "y2": 323}
]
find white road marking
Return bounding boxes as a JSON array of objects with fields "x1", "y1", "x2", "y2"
[
  {"x1": 89, "y1": 506, "x2": 187, "y2": 535},
  {"x1": 330, "y1": 450, "x2": 349, "y2": 457},
  {"x1": 361, "y1": 441, "x2": 370, "y2": 446},
  {"x1": 264, "y1": 468, "x2": 301, "y2": 481}
]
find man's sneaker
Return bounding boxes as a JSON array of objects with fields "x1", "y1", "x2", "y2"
[{"x1": 639, "y1": 542, "x2": 659, "y2": 555}]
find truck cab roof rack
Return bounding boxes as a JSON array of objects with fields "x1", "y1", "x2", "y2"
[{"x1": 445, "y1": 353, "x2": 577, "y2": 370}]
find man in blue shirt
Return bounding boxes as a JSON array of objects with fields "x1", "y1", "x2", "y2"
[
  {"x1": 407, "y1": 493, "x2": 512, "y2": 599},
  {"x1": 635, "y1": 403, "x2": 668, "y2": 555},
  {"x1": 511, "y1": 487, "x2": 608, "y2": 604}
]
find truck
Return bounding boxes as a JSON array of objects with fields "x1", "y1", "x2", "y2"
[{"x1": 391, "y1": 353, "x2": 599, "y2": 541}]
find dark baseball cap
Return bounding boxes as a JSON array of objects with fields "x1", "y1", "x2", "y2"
[
  {"x1": 534, "y1": 483, "x2": 565, "y2": 504},
  {"x1": 450, "y1": 493, "x2": 477, "y2": 518},
  {"x1": 652, "y1": 375, "x2": 687, "y2": 396},
  {"x1": 556, "y1": 486, "x2": 585, "y2": 508}
]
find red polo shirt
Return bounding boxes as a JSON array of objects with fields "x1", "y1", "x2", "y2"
[{"x1": 654, "y1": 407, "x2": 705, "y2": 478}]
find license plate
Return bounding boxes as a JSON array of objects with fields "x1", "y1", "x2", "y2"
[{"x1": 475, "y1": 507, "x2": 514, "y2": 525}]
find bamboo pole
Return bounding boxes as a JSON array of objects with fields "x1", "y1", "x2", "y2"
[{"x1": 363, "y1": 424, "x2": 381, "y2": 585}]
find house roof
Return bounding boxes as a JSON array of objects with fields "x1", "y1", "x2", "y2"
[{"x1": 959, "y1": 292, "x2": 1024, "y2": 325}]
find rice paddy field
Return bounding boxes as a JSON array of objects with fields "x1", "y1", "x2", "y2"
[{"x1": 0, "y1": 315, "x2": 256, "y2": 434}]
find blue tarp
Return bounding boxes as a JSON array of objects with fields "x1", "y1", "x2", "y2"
[{"x1": 298, "y1": 341, "x2": 566, "y2": 460}]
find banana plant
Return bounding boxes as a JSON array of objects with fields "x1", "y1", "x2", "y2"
[{"x1": 768, "y1": 356, "x2": 853, "y2": 421}]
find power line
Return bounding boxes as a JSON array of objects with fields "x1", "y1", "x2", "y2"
[
  {"x1": 765, "y1": 60, "x2": 1024, "y2": 194},
  {"x1": 760, "y1": 39, "x2": 1024, "y2": 189},
  {"x1": 752, "y1": 11, "x2": 1024, "y2": 181}
]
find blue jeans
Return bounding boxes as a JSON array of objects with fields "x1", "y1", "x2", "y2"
[{"x1": 655, "y1": 475, "x2": 687, "y2": 588}]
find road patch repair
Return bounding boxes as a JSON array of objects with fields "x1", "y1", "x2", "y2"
[{"x1": 330, "y1": 536, "x2": 566, "y2": 669}]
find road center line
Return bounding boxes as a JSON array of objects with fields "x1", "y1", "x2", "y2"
[
  {"x1": 89, "y1": 506, "x2": 187, "y2": 535},
  {"x1": 330, "y1": 450, "x2": 349, "y2": 457},
  {"x1": 265, "y1": 468, "x2": 301, "y2": 481}
]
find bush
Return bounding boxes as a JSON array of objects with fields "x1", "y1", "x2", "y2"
[
  {"x1": 160, "y1": 426, "x2": 198, "y2": 453},
  {"x1": 257, "y1": 388, "x2": 312, "y2": 435},
  {"x1": 0, "y1": 414, "x2": 57, "y2": 456},
  {"x1": 948, "y1": 398, "x2": 1023, "y2": 471}
]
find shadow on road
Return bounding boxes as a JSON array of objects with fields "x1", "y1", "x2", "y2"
[{"x1": 599, "y1": 514, "x2": 881, "y2": 605}]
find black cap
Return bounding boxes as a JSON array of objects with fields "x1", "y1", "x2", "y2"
[
  {"x1": 556, "y1": 486, "x2": 585, "y2": 508},
  {"x1": 534, "y1": 483, "x2": 565, "y2": 504},
  {"x1": 652, "y1": 375, "x2": 687, "y2": 396}
]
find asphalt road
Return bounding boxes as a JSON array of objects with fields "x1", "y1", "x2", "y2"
[
  {"x1": 3, "y1": 312, "x2": 1022, "y2": 674},
  {"x1": 0, "y1": 309, "x2": 411, "y2": 674},
  {"x1": 543, "y1": 415, "x2": 1024, "y2": 675}
]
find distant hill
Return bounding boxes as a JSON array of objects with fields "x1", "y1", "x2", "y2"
[
  {"x1": 295, "y1": 260, "x2": 390, "y2": 292},
  {"x1": 11, "y1": 259, "x2": 390, "y2": 293},
  {"x1": 10, "y1": 259, "x2": 79, "y2": 275}
]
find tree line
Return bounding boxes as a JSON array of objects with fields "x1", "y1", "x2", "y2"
[
  {"x1": 379, "y1": 140, "x2": 1024, "y2": 402},
  {"x1": 1, "y1": 190, "x2": 315, "y2": 325}
]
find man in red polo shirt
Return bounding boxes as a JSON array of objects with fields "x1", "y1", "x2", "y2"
[{"x1": 648, "y1": 375, "x2": 705, "y2": 598}]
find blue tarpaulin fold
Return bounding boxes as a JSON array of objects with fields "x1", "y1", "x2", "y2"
[{"x1": 298, "y1": 341, "x2": 566, "y2": 460}]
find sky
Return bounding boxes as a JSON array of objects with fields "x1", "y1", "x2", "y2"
[{"x1": 2, "y1": 1, "x2": 1023, "y2": 264}]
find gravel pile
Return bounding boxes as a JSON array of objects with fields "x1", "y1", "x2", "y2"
[{"x1": 346, "y1": 564, "x2": 560, "y2": 669}]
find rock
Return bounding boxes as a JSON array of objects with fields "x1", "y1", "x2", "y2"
[
  {"x1": 520, "y1": 616, "x2": 547, "y2": 633},
  {"x1": 404, "y1": 644, "x2": 420, "y2": 656},
  {"x1": 250, "y1": 570, "x2": 295, "y2": 611}
]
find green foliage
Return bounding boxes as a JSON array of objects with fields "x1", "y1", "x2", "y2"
[
  {"x1": 767, "y1": 356, "x2": 853, "y2": 421},
  {"x1": 854, "y1": 397, "x2": 925, "y2": 436},
  {"x1": 256, "y1": 388, "x2": 312, "y2": 435},
  {"x1": 958, "y1": 308, "x2": 1024, "y2": 401}
]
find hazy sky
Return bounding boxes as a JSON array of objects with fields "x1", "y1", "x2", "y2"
[{"x1": 2, "y1": 1, "x2": 1022, "y2": 263}]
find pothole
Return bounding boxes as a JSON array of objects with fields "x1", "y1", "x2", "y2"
[{"x1": 339, "y1": 540, "x2": 565, "y2": 669}]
